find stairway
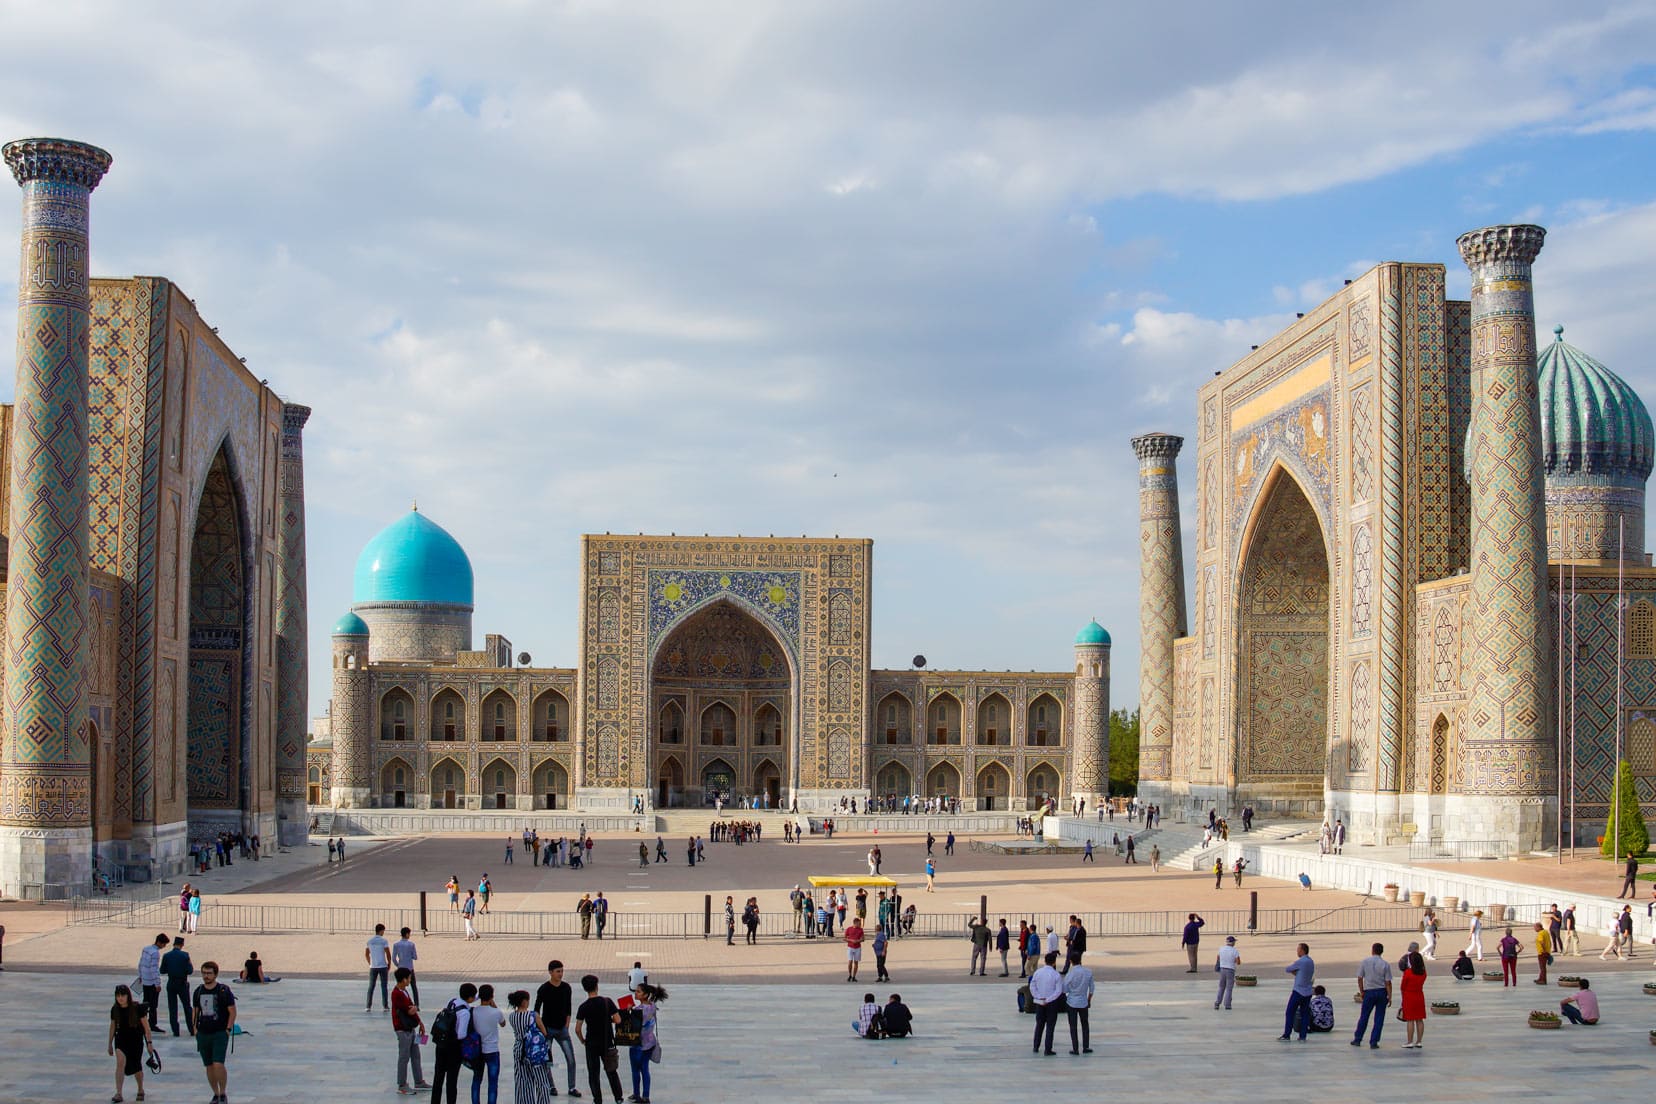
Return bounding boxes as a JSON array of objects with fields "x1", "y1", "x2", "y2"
[{"x1": 1171, "y1": 819, "x2": 1318, "y2": 870}]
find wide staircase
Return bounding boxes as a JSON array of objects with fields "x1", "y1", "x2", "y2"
[{"x1": 1170, "y1": 818, "x2": 1319, "y2": 871}]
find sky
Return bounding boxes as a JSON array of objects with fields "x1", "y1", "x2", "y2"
[{"x1": 2, "y1": 1, "x2": 1656, "y2": 720}]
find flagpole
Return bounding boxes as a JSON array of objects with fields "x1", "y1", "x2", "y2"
[
  {"x1": 1569, "y1": 554, "x2": 1577, "y2": 860},
  {"x1": 1556, "y1": 542, "x2": 1565, "y2": 863},
  {"x1": 1615, "y1": 515, "x2": 1626, "y2": 865}
]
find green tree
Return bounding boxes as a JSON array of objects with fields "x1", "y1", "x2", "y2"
[
  {"x1": 1108, "y1": 707, "x2": 1140, "y2": 797},
  {"x1": 1602, "y1": 759, "x2": 1649, "y2": 859}
]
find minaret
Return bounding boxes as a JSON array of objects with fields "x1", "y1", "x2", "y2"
[
  {"x1": 1131, "y1": 432, "x2": 1187, "y2": 792},
  {"x1": 1457, "y1": 223, "x2": 1554, "y2": 847},
  {"x1": 0, "y1": 138, "x2": 111, "y2": 898},
  {"x1": 1071, "y1": 622, "x2": 1112, "y2": 803},
  {"x1": 329, "y1": 614, "x2": 372, "y2": 808},
  {"x1": 275, "y1": 403, "x2": 311, "y2": 843}
]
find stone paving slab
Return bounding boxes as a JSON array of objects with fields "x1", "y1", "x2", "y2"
[{"x1": 6, "y1": 972, "x2": 1655, "y2": 1103}]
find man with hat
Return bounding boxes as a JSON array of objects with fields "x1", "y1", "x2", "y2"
[{"x1": 1214, "y1": 935, "x2": 1241, "y2": 1010}]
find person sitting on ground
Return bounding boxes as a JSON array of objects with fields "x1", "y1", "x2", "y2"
[
  {"x1": 854, "y1": 993, "x2": 883, "y2": 1038},
  {"x1": 880, "y1": 993, "x2": 913, "y2": 1038},
  {"x1": 1560, "y1": 977, "x2": 1600, "y2": 1025},
  {"x1": 1451, "y1": 950, "x2": 1476, "y2": 981},
  {"x1": 238, "y1": 950, "x2": 279, "y2": 983},
  {"x1": 1308, "y1": 985, "x2": 1335, "y2": 1033}
]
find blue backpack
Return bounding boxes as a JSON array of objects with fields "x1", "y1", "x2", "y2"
[
  {"x1": 523, "y1": 1022, "x2": 551, "y2": 1066},
  {"x1": 459, "y1": 1015, "x2": 483, "y2": 1069}
]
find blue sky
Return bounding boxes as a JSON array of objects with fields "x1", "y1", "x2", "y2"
[{"x1": 1, "y1": 1, "x2": 1655, "y2": 718}]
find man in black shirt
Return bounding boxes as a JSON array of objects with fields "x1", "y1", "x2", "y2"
[
  {"x1": 573, "y1": 974, "x2": 624, "y2": 1104},
  {"x1": 534, "y1": 960, "x2": 581, "y2": 1096},
  {"x1": 161, "y1": 937, "x2": 194, "y2": 1036},
  {"x1": 881, "y1": 993, "x2": 913, "y2": 1038},
  {"x1": 192, "y1": 961, "x2": 237, "y2": 1104}
]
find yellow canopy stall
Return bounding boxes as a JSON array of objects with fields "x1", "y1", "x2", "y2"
[{"x1": 807, "y1": 875, "x2": 899, "y2": 889}]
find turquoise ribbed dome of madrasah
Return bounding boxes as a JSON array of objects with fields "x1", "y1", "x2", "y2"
[
  {"x1": 351, "y1": 505, "x2": 475, "y2": 607},
  {"x1": 1539, "y1": 325, "x2": 1655, "y2": 481},
  {"x1": 1075, "y1": 620, "x2": 1111, "y2": 646},
  {"x1": 332, "y1": 611, "x2": 369, "y2": 636}
]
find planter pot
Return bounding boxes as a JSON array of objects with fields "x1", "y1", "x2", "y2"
[
  {"x1": 1234, "y1": 976, "x2": 1257, "y2": 987},
  {"x1": 1490, "y1": 904, "x2": 1507, "y2": 922},
  {"x1": 1430, "y1": 1003, "x2": 1460, "y2": 1016},
  {"x1": 1383, "y1": 886, "x2": 1400, "y2": 903},
  {"x1": 1442, "y1": 896, "x2": 1459, "y2": 911},
  {"x1": 1409, "y1": 891, "x2": 1427, "y2": 907},
  {"x1": 1557, "y1": 977, "x2": 1584, "y2": 988},
  {"x1": 1643, "y1": 982, "x2": 1656, "y2": 995},
  {"x1": 1483, "y1": 971, "x2": 1505, "y2": 982},
  {"x1": 1528, "y1": 1017, "x2": 1561, "y2": 1030},
  {"x1": 1649, "y1": 1032, "x2": 1656, "y2": 1046}
]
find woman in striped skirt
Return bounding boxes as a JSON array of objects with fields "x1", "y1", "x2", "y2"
[{"x1": 508, "y1": 990, "x2": 555, "y2": 1104}]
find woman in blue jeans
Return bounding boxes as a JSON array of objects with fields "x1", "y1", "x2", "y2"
[{"x1": 627, "y1": 983, "x2": 666, "y2": 1104}]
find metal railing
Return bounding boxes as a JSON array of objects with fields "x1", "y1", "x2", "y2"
[
  {"x1": 1408, "y1": 838, "x2": 1513, "y2": 862},
  {"x1": 68, "y1": 897, "x2": 1462, "y2": 940}
]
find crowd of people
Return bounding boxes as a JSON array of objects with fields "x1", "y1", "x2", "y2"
[{"x1": 192, "y1": 831, "x2": 260, "y2": 874}]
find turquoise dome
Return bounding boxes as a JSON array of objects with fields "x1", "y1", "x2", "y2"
[
  {"x1": 1539, "y1": 326, "x2": 1654, "y2": 481},
  {"x1": 351, "y1": 507, "x2": 475, "y2": 607},
  {"x1": 332, "y1": 611, "x2": 369, "y2": 636},
  {"x1": 1075, "y1": 620, "x2": 1111, "y2": 646}
]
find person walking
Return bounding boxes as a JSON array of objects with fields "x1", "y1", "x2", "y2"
[
  {"x1": 191, "y1": 960, "x2": 237, "y2": 1104},
  {"x1": 108, "y1": 983, "x2": 156, "y2": 1103},
  {"x1": 846, "y1": 915, "x2": 866, "y2": 981},
  {"x1": 1421, "y1": 910, "x2": 1439, "y2": 961},
  {"x1": 463, "y1": 891, "x2": 480, "y2": 941},
  {"x1": 945, "y1": 830, "x2": 955, "y2": 856},
  {"x1": 1024, "y1": 924, "x2": 1041, "y2": 979},
  {"x1": 1351, "y1": 942, "x2": 1392, "y2": 1049},
  {"x1": 1533, "y1": 922, "x2": 1553, "y2": 985},
  {"x1": 1232, "y1": 857, "x2": 1247, "y2": 887},
  {"x1": 1027, "y1": 952, "x2": 1066, "y2": 1056},
  {"x1": 393, "y1": 927, "x2": 421, "y2": 1008},
  {"x1": 1082, "y1": 839, "x2": 1094, "y2": 863},
  {"x1": 161, "y1": 936, "x2": 194, "y2": 1036},
  {"x1": 1618, "y1": 904, "x2": 1635, "y2": 959},
  {"x1": 926, "y1": 832, "x2": 935, "y2": 856},
  {"x1": 578, "y1": 894, "x2": 594, "y2": 940},
  {"x1": 447, "y1": 877, "x2": 461, "y2": 912},
  {"x1": 574, "y1": 974, "x2": 625, "y2": 1104},
  {"x1": 1062, "y1": 952, "x2": 1095, "y2": 1054},
  {"x1": 1562, "y1": 905, "x2": 1580, "y2": 956},
  {"x1": 1214, "y1": 935, "x2": 1241, "y2": 1010},
  {"x1": 742, "y1": 897, "x2": 761, "y2": 945},
  {"x1": 430, "y1": 984, "x2": 476, "y2": 1104},
  {"x1": 654, "y1": 836, "x2": 667, "y2": 864},
  {"x1": 1214, "y1": 857, "x2": 1225, "y2": 889},
  {"x1": 873, "y1": 924, "x2": 891, "y2": 982},
  {"x1": 636, "y1": 842, "x2": 648, "y2": 869},
  {"x1": 1399, "y1": 949, "x2": 1427, "y2": 1049},
  {"x1": 626, "y1": 982, "x2": 664, "y2": 1104},
  {"x1": 925, "y1": 858, "x2": 936, "y2": 893},
  {"x1": 367, "y1": 923, "x2": 393, "y2": 1011},
  {"x1": 533, "y1": 961, "x2": 581, "y2": 1099},
  {"x1": 186, "y1": 888, "x2": 202, "y2": 934},
  {"x1": 137, "y1": 932, "x2": 167, "y2": 1033},
  {"x1": 392, "y1": 967, "x2": 429, "y2": 1096},
  {"x1": 593, "y1": 893, "x2": 609, "y2": 940},
  {"x1": 1466, "y1": 910, "x2": 1485, "y2": 961},
  {"x1": 505, "y1": 838, "x2": 515, "y2": 865},
  {"x1": 1125, "y1": 835, "x2": 1136, "y2": 863},
  {"x1": 479, "y1": 875, "x2": 493, "y2": 915},
  {"x1": 968, "y1": 917, "x2": 990, "y2": 977},
  {"x1": 995, "y1": 919, "x2": 1012, "y2": 977},
  {"x1": 469, "y1": 984, "x2": 508, "y2": 1104},
  {"x1": 1180, "y1": 913, "x2": 1205, "y2": 973},
  {"x1": 1499, "y1": 926, "x2": 1521, "y2": 985},
  {"x1": 724, "y1": 896, "x2": 736, "y2": 946},
  {"x1": 1619, "y1": 853, "x2": 1640, "y2": 898},
  {"x1": 508, "y1": 988, "x2": 556, "y2": 1104},
  {"x1": 1279, "y1": 943, "x2": 1315, "y2": 1042},
  {"x1": 1150, "y1": 844, "x2": 1160, "y2": 873}
]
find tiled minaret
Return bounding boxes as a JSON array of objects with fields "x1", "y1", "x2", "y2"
[
  {"x1": 1131, "y1": 432, "x2": 1187, "y2": 795},
  {"x1": 330, "y1": 615, "x2": 371, "y2": 808},
  {"x1": 1071, "y1": 622, "x2": 1112, "y2": 803},
  {"x1": 0, "y1": 138, "x2": 111, "y2": 898},
  {"x1": 275, "y1": 403, "x2": 311, "y2": 843},
  {"x1": 1457, "y1": 223, "x2": 1554, "y2": 847}
]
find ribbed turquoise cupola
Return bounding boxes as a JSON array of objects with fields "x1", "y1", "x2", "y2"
[
  {"x1": 352, "y1": 506, "x2": 475, "y2": 607},
  {"x1": 1074, "y1": 620, "x2": 1111, "y2": 646},
  {"x1": 1538, "y1": 325, "x2": 1651, "y2": 561}
]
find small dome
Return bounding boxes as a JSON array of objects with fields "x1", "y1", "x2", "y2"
[
  {"x1": 332, "y1": 611, "x2": 369, "y2": 636},
  {"x1": 352, "y1": 506, "x2": 475, "y2": 607},
  {"x1": 1539, "y1": 326, "x2": 1654, "y2": 481},
  {"x1": 1075, "y1": 620, "x2": 1111, "y2": 646}
]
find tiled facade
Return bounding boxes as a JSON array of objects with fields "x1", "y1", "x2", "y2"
[
  {"x1": 331, "y1": 534, "x2": 1108, "y2": 813},
  {"x1": 1138, "y1": 223, "x2": 1652, "y2": 850}
]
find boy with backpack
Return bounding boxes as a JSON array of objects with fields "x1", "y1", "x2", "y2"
[
  {"x1": 428, "y1": 983, "x2": 475, "y2": 1104},
  {"x1": 391, "y1": 968, "x2": 428, "y2": 1096}
]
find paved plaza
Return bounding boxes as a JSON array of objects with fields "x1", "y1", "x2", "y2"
[{"x1": 4, "y1": 971, "x2": 1655, "y2": 1103}]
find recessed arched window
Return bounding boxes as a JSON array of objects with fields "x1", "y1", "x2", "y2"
[
  {"x1": 495, "y1": 769, "x2": 505, "y2": 788},
  {"x1": 394, "y1": 767, "x2": 405, "y2": 786}
]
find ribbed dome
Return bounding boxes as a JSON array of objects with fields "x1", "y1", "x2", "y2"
[
  {"x1": 332, "y1": 611, "x2": 369, "y2": 636},
  {"x1": 1075, "y1": 620, "x2": 1111, "y2": 646},
  {"x1": 351, "y1": 507, "x2": 475, "y2": 607},
  {"x1": 1539, "y1": 326, "x2": 1654, "y2": 481}
]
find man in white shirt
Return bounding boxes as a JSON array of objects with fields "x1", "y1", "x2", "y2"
[
  {"x1": 1044, "y1": 926, "x2": 1060, "y2": 956},
  {"x1": 1352, "y1": 942, "x2": 1393, "y2": 1049},
  {"x1": 469, "y1": 984, "x2": 508, "y2": 1104},
  {"x1": 1061, "y1": 953, "x2": 1095, "y2": 1054},
  {"x1": 366, "y1": 924, "x2": 392, "y2": 1011},
  {"x1": 1028, "y1": 951, "x2": 1066, "y2": 1056},
  {"x1": 138, "y1": 932, "x2": 168, "y2": 1031},
  {"x1": 1214, "y1": 934, "x2": 1242, "y2": 1010},
  {"x1": 391, "y1": 927, "x2": 419, "y2": 1007}
]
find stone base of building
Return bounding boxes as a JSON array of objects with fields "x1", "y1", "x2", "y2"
[
  {"x1": 120, "y1": 819, "x2": 193, "y2": 881},
  {"x1": 0, "y1": 824, "x2": 93, "y2": 899},
  {"x1": 790, "y1": 788, "x2": 871, "y2": 814},
  {"x1": 1392, "y1": 792, "x2": 1556, "y2": 853},
  {"x1": 575, "y1": 787, "x2": 646, "y2": 812},
  {"x1": 321, "y1": 808, "x2": 646, "y2": 835},
  {"x1": 331, "y1": 786, "x2": 371, "y2": 808},
  {"x1": 277, "y1": 797, "x2": 309, "y2": 846}
]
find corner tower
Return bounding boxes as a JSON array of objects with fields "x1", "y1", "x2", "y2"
[
  {"x1": 1131, "y1": 432, "x2": 1187, "y2": 799},
  {"x1": 1071, "y1": 621, "x2": 1112, "y2": 804},
  {"x1": 329, "y1": 612, "x2": 371, "y2": 808},
  {"x1": 0, "y1": 138, "x2": 111, "y2": 897},
  {"x1": 1456, "y1": 223, "x2": 1554, "y2": 848}
]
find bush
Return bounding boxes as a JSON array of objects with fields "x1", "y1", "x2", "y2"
[{"x1": 1601, "y1": 760, "x2": 1649, "y2": 859}]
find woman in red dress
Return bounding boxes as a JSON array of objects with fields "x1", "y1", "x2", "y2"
[{"x1": 1399, "y1": 950, "x2": 1428, "y2": 1049}]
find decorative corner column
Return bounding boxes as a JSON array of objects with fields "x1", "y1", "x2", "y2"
[
  {"x1": 329, "y1": 622, "x2": 372, "y2": 808},
  {"x1": 0, "y1": 138, "x2": 111, "y2": 899},
  {"x1": 275, "y1": 403, "x2": 311, "y2": 843},
  {"x1": 1457, "y1": 224, "x2": 1555, "y2": 847},
  {"x1": 1131, "y1": 432, "x2": 1187, "y2": 791},
  {"x1": 1071, "y1": 627, "x2": 1112, "y2": 802}
]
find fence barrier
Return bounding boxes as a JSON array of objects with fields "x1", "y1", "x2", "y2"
[{"x1": 1407, "y1": 838, "x2": 1513, "y2": 862}]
